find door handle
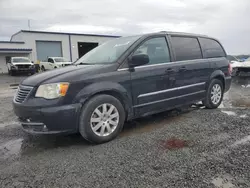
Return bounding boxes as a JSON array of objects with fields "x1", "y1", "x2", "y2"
[
  {"x1": 179, "y1": 67, "x2": 187, "y2": 72},
  {"x1": 165, "y1": 68, "x2": 175, "y2": 74}
]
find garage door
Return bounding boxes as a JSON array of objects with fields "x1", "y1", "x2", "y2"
[{"x1": 36, "y1": 41, "x2": 62, "y2": 61}]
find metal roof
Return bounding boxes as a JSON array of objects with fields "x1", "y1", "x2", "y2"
[
  {"x1": 9, "y1": 30, "x2": 211, "y2": 43},
  {"x1": 0, "y1": 48, "x2": 32, "y2": 52},
  {"x1": 0, "y1": 41, "x2": 25, "y2": 44},
  {"x1": 11, "y1": 30, "x2": 121, "y2": 40}
]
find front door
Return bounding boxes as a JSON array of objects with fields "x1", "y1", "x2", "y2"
[
  {"x1": 130, "y1": 37, "x2": 178, "y2": 116},
  {"x1": 47, "y1": 58, "x2": 55, "y2": 70}
]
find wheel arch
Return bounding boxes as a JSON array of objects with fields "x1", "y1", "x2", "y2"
[
  {"x1": 209, "y1": 70, "x2": 225, "y2": 90},
  {"x1": 74, "y1": 82, "x2": 133, "y2": 120}
]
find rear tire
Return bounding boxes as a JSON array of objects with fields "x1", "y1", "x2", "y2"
[
  {"x1": 202, "y1": 79, "x2": 224, "y2": 109},
  {"x1": 79, "y1": 94, "x2": 125, "y2": 144},
  {"x1": 41, "y1": 66, "x2": 45, "y2": 72}
]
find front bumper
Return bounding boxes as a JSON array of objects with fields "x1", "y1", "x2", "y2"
[
  {"x1": 13, "y1": 101, "x2": 81, "y2": 134},
  {"x1": 11, "y1": 67, "x2": 36, "y2": 73}
]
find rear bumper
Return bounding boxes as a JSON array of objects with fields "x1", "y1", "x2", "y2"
[
  {"x1": 13, "y1": 102, "x2": 81, "y2": 134},
  {"x1": 224, "y1": 76, "x2": 232, "y2": 93}
]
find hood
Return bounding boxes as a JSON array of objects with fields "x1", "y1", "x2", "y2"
[
  {"x1": 231, "y1": 61, "x2": 241, "y2": 68},
  {"x1": 242, "y1": 61, "x2": 250, "y2": 67},
  {"x1": 21, "y1": 64, "x2": 113, "y2": 86},
  {"x1": 231, "y1": 61, "x2": 250, "y2": 68},
  {"x1": 12, "y1": 62, "x2": 33, "y2": 65}
]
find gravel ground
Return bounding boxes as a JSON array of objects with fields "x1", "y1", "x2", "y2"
[
  {"x1": 0, "y1": 74, "x2": 27, "y2": 87},
  {"x1": 0, "y1": 75, "x2": 249, "y2": 188}
]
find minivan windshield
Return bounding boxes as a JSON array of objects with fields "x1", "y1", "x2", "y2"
[
  {"x1": 12, "y1": 58, "x2": 30, "y2": 63},
  {"x1": 74, "y1": 36, "x2": 140, "y2": 65}
]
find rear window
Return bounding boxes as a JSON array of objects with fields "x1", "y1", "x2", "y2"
[
  {"x1": 171, "y1": 36, "x2": 202, "y2": 61},
  {"x1": 199, "y1": 38, "x2": 226, "y2": 58}
]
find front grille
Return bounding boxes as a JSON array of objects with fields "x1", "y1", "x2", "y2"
[
  {"x1": 16, "y1": 65, "x2": 30, "y2": 69},
  {"x1": 15, "y1": 85, "x2": 33, "y2": 103}
]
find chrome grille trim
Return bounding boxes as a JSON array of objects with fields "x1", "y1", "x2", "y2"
[
  {"x1": 14, "y1": 85, "x2": 33, "y2": 103},
  {"x1": 16, "y1": 65, "x2": 31, "y2": 69}
]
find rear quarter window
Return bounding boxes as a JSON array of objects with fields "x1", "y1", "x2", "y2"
[
  {"x1": 171, "y1": 36, "x2": 202, "y2": 61},
  {"x1": 199, "y1": 38, "x2": 226, "y2": 58}
]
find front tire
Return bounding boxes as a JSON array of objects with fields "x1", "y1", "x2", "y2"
[
  {"x1": 9, "y1": 69, "x2": 15, "y2": 76},
  {"x1": 79, "y1": 94, "x2": 125, "y2": 144},
  {"x1": 203, "y1": 79, "x2": 224, "y2": 109}
]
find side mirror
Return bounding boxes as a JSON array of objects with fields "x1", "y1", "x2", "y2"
[{"x1": 129, "y1": 54, "x2": 149, "y2": 67}]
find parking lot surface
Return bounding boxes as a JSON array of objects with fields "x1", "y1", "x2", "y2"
[{"x1": 0, "y1": 75, "x2": 250, "y2": 187}]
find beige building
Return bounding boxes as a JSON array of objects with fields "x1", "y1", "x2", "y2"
[{"x1": 0, "y1": 30, "x2": 120, "y2": 73}]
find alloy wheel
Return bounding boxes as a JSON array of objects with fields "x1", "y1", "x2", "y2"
[
  {"x1": 90, "y1": 103, "x2": 119, "y2": 137},
  {"x1": 211, "y1": 84, "x2": 222, "y2": 105}
]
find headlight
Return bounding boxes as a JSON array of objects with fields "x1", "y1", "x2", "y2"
[
  {"x1": 11, "y1": 65, "x2": 18, "y2": 69},
  {"x1": 35, "y1": 82, "x2": 69, "y2": 99}
]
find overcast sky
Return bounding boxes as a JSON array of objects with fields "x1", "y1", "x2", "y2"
[{"x1": 0, "y1": 0, "x2": 250, "y2": 54}]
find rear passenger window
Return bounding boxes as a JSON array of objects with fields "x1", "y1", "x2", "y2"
[
  {"x1": 199, "y1": 38, "x2": 225, "y2": 58},
  {"x1": 171, "y1": 36, "x2": 202, "y2": 61},
  {"x1": 133, "y1": 37, "x2": 171, "y2": 65}
]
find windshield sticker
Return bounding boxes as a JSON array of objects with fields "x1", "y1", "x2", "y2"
[{"x1": 114, "y1": 41, "x2": 131, "y2": 47}]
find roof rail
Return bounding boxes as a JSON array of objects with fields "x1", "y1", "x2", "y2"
[{"x1": 156, "y1": 31, "x2": 208, "y2": 37}]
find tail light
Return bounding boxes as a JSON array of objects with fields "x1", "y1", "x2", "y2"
[{"x1": 228, "y1": 62, "x2": 233, "y2": 75}]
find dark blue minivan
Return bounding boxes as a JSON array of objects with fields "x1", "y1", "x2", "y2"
[{"x1": 13, "y1": 31, "x2": 232, "y2": 143}]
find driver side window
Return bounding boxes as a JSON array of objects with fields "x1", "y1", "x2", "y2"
[
  {"x1": 133, "y1": 37, "x2": 171, "y2": 65},
  {"x1": 48, "y1": 58, "x2": 54, "y2": 63}
]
